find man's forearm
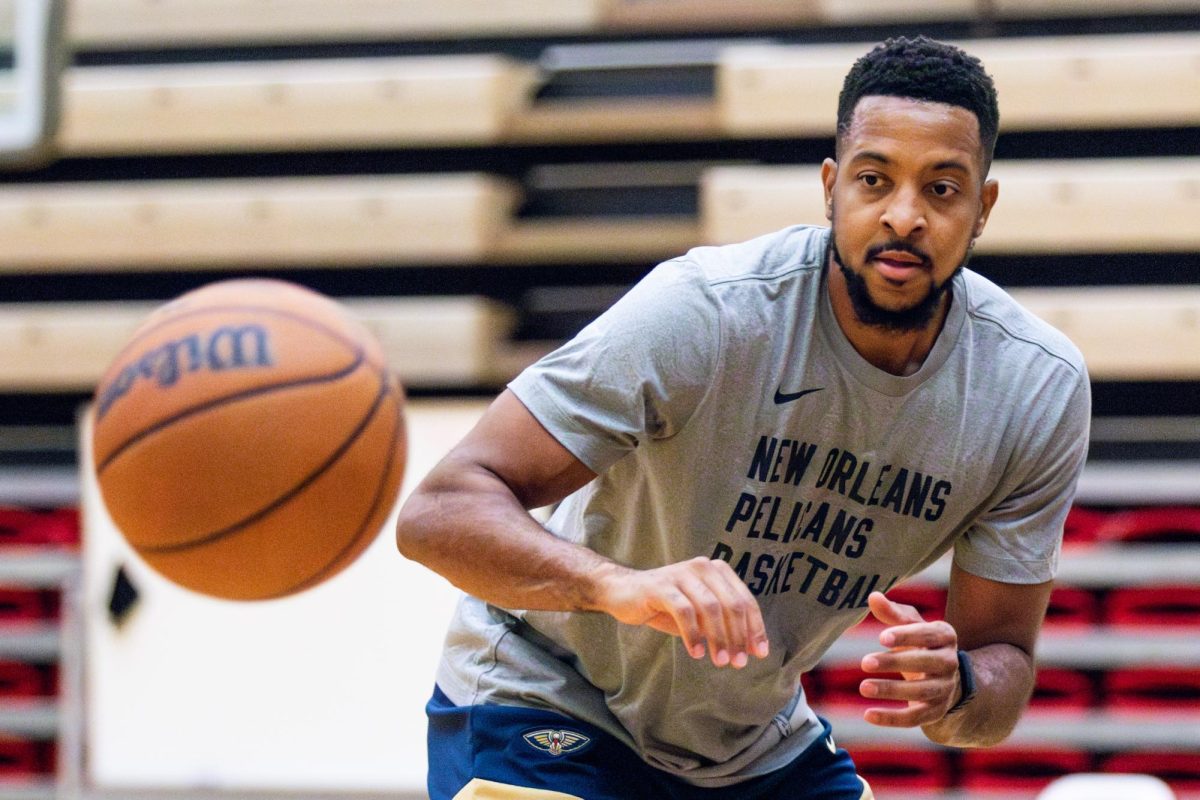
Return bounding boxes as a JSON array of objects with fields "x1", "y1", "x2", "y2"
[
  {"x1": 395, "y1": 465, "x2": 620, "y2": 613},
  {"x1": 396, "y1": 462, "x2": 772, "y2": 667},
  {"x1": 922, "y1": 642, "x2": 1035, "y2": 747}
]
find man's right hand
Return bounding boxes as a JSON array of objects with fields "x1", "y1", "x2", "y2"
[
  {"x1": 398, "y1": 392, "x2": 768, "y2": 670},
  {"x1": 591, "y1": 556, "x2": 770, "y2": 668}
]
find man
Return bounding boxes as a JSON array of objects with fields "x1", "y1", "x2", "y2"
[{"x1": 396, "y1": 35, "x2": 1091, "y2": 800}]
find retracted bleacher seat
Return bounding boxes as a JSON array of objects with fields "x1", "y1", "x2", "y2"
[
  {"x1": 846, "y1": 747, "x2": 953, "y2": 793},
  {"x1": 1102, "y1": 752, "x2": 1200, "y2": 796},
  {"x1": 0, "y1": 509, "x2": 79, "y2": 549},
  {"x1": 1104, "y1": 586, "x2": 1200, "y2": 627},
  {"x1": 1031, "y1": 668, "x2": 1098, "y2": 710},
  {"x1": 1104, "y1": 668, "x2": 1200, "y2": 710},
  {"x1": 0, "y1": 737, "x2": 47, "y2": 779},
  {"x1": 961, "y1": 747, "x2": 1092, "y2": 794},
  {"x1": 1093, "y1": 508, "x2": 1200, "y2": 544},
  {"x1": 0, "y1": 661, "x2": 48, "y2": 701},
  {"x1": 1044, "y1": 587, "x2": 1102, "y2": 628},
  {"x1": 1063, "y1": 506, "x2": 1107, "y2": 546}
]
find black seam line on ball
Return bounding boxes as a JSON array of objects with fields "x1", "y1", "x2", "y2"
[
  {"x1": 265, "y1": 374, "x2": 403, "y2": 599},
  {"x1": 135, "y1": 363, "x2": 388, "y2": 555},
  {"x1": 96, "y1": 348, "x2": 366, "y2": 475}
]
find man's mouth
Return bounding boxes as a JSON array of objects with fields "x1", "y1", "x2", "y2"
[{"x1": 868, "y1": 249, "x2": 930, "y2": 282}]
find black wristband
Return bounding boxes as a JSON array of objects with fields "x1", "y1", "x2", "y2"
[{"x1": 948, "y1": 649, "x2": 977, "y2": 714}]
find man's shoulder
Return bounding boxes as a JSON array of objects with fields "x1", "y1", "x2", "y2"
[
  {"x1": 675, "y1": 224, "x2": 829, "y2": 289},
  {"x1": 960, "y1": 269, "x2": 1087, "y2": 379}
]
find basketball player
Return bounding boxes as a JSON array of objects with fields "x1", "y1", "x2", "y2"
[{"x1": 396, "y1": 36, "x2": 1091, "y2": 799}]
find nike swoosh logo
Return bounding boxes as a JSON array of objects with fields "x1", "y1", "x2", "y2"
[{"x1": 773, "y1": 386, "x2": 825, "y2": 405}]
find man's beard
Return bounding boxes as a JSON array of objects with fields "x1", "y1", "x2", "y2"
[{"x1": 829, "y1": 234, "x2": 970, "y2": 333}]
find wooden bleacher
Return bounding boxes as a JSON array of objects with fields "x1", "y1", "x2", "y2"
[
  {"x1": 64, "y1": 0, "x2": 604, "y2": 46},
  {"x1": 702, "y1": 157, "x2": 1200, "y2": 254},
  {"x1": 1, "y1": 286, "x2": 1193, "y2": 392},
  {"x1": 0, "y1": 296, "x2": 520, "y2": 390},
  {"x1": 1009, "y1": 287, "x2": 1200, "y2": 381},
  {"x1": 2, "y1": 154, "x2": 1196, "y2": 273},
  {"x1": 0, "y1": 174, "x2": 519, "y2": 270},
  {"x1": 62, "y1": 0, "x2": 1200, "y2": 46},
  {"x1": 59, "y1": 57, "x2": 540, "y2": 154},
  {"x1": 719, "y1": 34, "x2": 1200, "y2": 136},
  {"x1": 47, "y1": 33, "x2": 1200, "y2": 154}
]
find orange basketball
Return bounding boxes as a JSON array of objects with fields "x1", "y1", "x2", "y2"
[{"x1": 91, "y1": 278, "x2": 407, "y2": 601}]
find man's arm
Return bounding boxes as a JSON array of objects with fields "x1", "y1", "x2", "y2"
[
  {"x1": 859, "y1": 564, "x2": 1052, "y2": 747},
  {"x1": 394, "y1": 389, "x2": 770, "y2": 669}
]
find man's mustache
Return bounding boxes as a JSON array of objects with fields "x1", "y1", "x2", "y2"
[{"x1": 865, "y1": 242, "x2": 932, "y2": 267}]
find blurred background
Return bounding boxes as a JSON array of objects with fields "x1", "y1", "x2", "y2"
[{"x1": 0, "y1": 1, "x2": 1198, "y2": 798}]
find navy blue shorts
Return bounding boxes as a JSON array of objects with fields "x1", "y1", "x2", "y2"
[{"x1": 426, "y1": 685, "x2": 871, "y2": 799}]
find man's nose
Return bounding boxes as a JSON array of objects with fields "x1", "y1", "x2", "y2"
[{"x1": 880, "y1": 189, "x2": 927, "y2": 238}]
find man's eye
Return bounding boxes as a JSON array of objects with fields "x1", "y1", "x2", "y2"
[
  {"x1": 931, "y1": 183, "x2": 958, "y2": 197},
  {"x1": 860, "y1": 174, "x2": 881, "y2": 187}
]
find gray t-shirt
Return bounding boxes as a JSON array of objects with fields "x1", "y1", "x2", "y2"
[{"x1": 435, "y1": 224, "x2": 1091, "y2": 787}]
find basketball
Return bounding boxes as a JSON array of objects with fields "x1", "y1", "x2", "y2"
[{"x1": 90, "y1": 278, "x2": 407, "y2": 601}]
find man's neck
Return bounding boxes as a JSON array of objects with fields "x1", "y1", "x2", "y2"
[{"x1": 826, "y1": 261, "x2": 951, "y2": 377}]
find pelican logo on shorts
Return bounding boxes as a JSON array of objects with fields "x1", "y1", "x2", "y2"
[{"x1": 522, "y1": 727, "x2": 592, "y2": 757}]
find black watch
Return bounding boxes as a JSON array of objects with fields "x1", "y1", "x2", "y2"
[{"x1": 948, "y1": 649, "x2": 977, "y2": 714}]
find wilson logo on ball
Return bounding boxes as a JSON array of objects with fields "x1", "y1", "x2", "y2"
[{"x1": 97, "y1": 324, "x2": 275, "y2": 420}]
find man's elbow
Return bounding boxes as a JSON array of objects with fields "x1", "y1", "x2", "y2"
[{"x1": 394, "y1": 489, "x2": 438, "y2": 563}]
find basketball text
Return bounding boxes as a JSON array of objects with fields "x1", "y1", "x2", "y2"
[{"x1": 96, "y1": 324, "x2": 274, "y2": 420}]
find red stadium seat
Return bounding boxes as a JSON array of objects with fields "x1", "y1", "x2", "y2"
[
  {"x1": 0, "y1": 662, "x2": 47, "y2": 700},
  {"x1": 1094, "y1": 507, "x2": 1200, "y2": 544},
  {"x1": 1104, "y1": 586, "x2": 1200, "y2": 627},
  {"x1": 961, "y1": 747, "x2": 1092, "y2": 793},
  {"x1": 0, "y1": 737, "x2": 45, "y2": 777},
  {"x1": 1104, "y1": 668, "x2": 1200, "y2": 710},
  {"x1": 1031, "y1": 668, "x2": 1098, "y2": 710},
  {"x1": 0, "y1": 508, "x2": 79, "y2": 548},
  {"x1": 1045, "y1": 587, "x2": 1102, "y2": 628},
  {"x1": 0, "y1": 590, "x2": 51, "y2": 625},
  {"x1": 848, "y1": 747, "x2": 953, "y2": 791},
  {"x1": 1063, "y1": 506, "x2": 1108, "y2": 545},
  {"x1": 1102, "y1": 752, "x2": 1200, "y2": 794}
]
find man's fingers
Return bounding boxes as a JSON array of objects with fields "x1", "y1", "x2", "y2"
[
  {"x1": 866, "y1": 590, "x2": 925, "y2": 627},
  {"x1": 606, "y1": 558, "x2": 770, "y2": 668},
  {"x1": 704, "y1": 558, "x2": 770, "y2": 666},
  {"x1": 860, "y1": 675, "x2": 951, "y2": 728},
  {"x1": 877, "y1": 620, "x2": 957, "y2": 650},
  {"x1": 679, "y1": 558, "x2": 762, "y2": 667},
  {"x1": 859, "y1": 593, "x2": 966, "y2": 729},
  {"x1": 861, "y1": 677, "x2": 947, "y2": 704},
  {"x1": 665, "y1": 558, "x2": 769, "y2": 668},
  {"x1": 863, "y1": 702, "x2": 943, "y2": 728},
  {"x1": 674, "y1": 573, "x2": 734, "y2": 666},
  {"x1": 652, "y1": 585, "x2": 706, "y2": 658},
  {"x1": 864, "y1": 650, "x2": 956, "y2": 678}
]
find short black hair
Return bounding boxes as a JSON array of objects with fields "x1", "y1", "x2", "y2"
[{"x1": 837, "y1": 36, "x2": 1000, "y2": 169}]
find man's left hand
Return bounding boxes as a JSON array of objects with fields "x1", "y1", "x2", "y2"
[{"x1": 859, "y1": 590, "x2": 962, "y2": 727}]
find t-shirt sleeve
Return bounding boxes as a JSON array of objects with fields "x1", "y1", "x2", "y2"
[
  {"x1": 508, "y1": 258, "x2": 722, "y2": 474},
  {"x1": 954, "y1": 367, "x2": 1092, "y2": 584}
]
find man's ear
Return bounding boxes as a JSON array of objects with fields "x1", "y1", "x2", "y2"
[
  {"x1": 974, "y1": 178, "x2": 999, "y2": 238},
  {"x1": 821, "y1": 158, "x2": 838, "y2": 221}
]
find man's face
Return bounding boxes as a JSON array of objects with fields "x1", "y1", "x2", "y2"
[{"x1": 822, "y1": 95, "x2": 999, "y2": 331}]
